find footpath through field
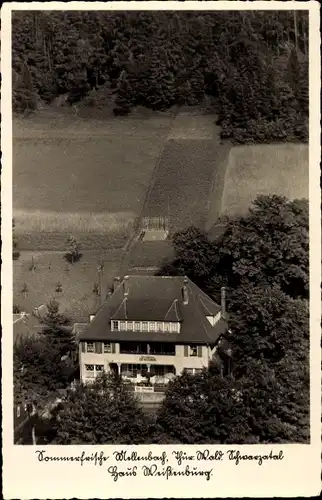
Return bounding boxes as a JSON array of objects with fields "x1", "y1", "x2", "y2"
[{"x1": 122, "y1": 111, "x2": 230, "y2": 274}]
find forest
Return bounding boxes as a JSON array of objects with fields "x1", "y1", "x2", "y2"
[{"x1": 12, "y1": 10, "x2": 308, "y2": 143}]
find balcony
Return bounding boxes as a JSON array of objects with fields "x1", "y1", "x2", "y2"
[{"x1": 119, "y1": 342, "x2": 175, "y2": 356}]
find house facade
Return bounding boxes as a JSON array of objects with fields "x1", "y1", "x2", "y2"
[{"x1": 78, "y1": 276, "x2": 228, "y2": 393}]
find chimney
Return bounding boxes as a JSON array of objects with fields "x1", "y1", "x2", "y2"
[
  {"x1": 182, "y1": 278, "x2": 189, "y2": 305},
  {"x1": 221, "y1": 287, "x2": 226, "y2": 319},
  {"x1": 123, "y1": 275, "x2": 129, "y2": 297},
  {"x1": 99, "y1": 284, "x2": 106, "y2": 305},
  {"x1": 113, "y1": 276, "x2": 120, "y2": 292}
]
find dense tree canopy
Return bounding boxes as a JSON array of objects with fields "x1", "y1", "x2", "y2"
[
  {"x1": 226, "y1": 284, "x2": 309, "y2": 370},
  {"x1": 14, "y1": 301, "x2": 76, "y2": 409},
  {"x1": 53, "y1": 373, "x2": 151, "y2": 444},
  {"x1": 12, "y1": 11, "x2": 308, "y2": 142},
  {"x1": 155, "y1": 286, "x2": 309, "y2": 444},
  {"x1": 213, "y1": 195, "x2": 309, "y2": 299},
  {"x1": 14, "y1": 335, "x2": 76, "y2": 407},
  {"x1": 161, "y1": 195, "x2": 309, "y2": 301},
  {"x1": 158, "y1": 226, "x2": 216, "y2": 292},
  {"x1": 155, "y1": 194, "x2": 310, "y2": 444}
]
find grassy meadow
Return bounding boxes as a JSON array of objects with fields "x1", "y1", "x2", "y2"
[
  {"x1": 13, "y1": 111, "x2": 173, "y2": 249},
  {"x1": 220, "y1": 144, "x2": 309, "y2": 216}
]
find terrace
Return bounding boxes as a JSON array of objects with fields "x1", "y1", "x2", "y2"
[{"x1": 114, "y1": 363, "x2": 176, "y2": 393}]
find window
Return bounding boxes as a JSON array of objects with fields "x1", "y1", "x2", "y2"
[
  {"x1": 121, "y1": 364, "x2": 138, "y2": 378},
  {"x1": 164, "y1": 322, "x2": 170, "y2": 332},
  {"x1": 149, "y1": 322, "x2": 156, "y2": 332},
  {"x1": 85, "y1": 364, "x2": 95, "y2": 377},
  {"x1": 170, "y1": 322, "x2": 178, "y2": 332},
  {"x1": 121, "y1": 363, "x2": 148, "y2": 378},
  {"x1": 127, "y1": 321, "x2": 133, "y2": 331},
  {"x1": 103, "y1": 342, "x2": 111, "y2": 353},
  {"x1": 120, "y1": 321, "x2": 126, "y2": 331},
  {"x1": 142, "y1": 321, "x2": 148, "y2": 331},
  {"x1": 195, "y1": 368, "x2": 203, "y2": 374},
  {"x1": 189, "y1": 346, "x2": 198, "y2": 357},
  {"x1": 95, "y1": 365, "x2": 104, "y2": 371},
  {"x1": 112, "y1": 321, "x2": 119, "y2": 331},
  {"x1": 16, "y1": 406, "x2": 20, "y2": 418},
  {"x1": 150, "y1": 342, "x2": 175, "y2": 355},
  {"x1": 134, "y1": 321, "x2": 140, "y2": 331},
  {"x1": 184, "y1": 368, "x2": 194, "y2": 375},
  {"x1": 152, "y1": 365, "x2": 165, "y2": 377},
  {"x1": 86, "y1": 342, "x2": 94, "y2": 353},
  {"x1": 157, "y1": 322, "x2": 163, "y2": 332}
]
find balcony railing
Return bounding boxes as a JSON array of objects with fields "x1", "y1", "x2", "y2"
[{"x1": 119, "y1": 349, "x2": 175, "y2": 356}]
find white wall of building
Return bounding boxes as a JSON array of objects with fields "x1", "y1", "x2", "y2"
[{"x1": 79, "y1": 343, "x2": 212, "y2": 383}]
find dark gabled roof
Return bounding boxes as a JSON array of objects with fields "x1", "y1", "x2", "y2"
[{"x1": 79, "y1": 276, "x2": 227, "y2": 344}]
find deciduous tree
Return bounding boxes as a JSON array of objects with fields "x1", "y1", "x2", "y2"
[
  {"x1": 53, "y1": 372, "x2": 151, "y2": 444},
  {"x1": 226, "y1": 284, "x2": 309, "y2": 371},
  {"x1": 213, "y1": 195, "x2": 309, "y2": 299},
  {"x1": 165, "y1": 196, "x2": 308, "y2": 302}
]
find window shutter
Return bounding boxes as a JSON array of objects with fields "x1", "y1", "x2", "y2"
[
  {"x1": 112, "y1": 343, "x2": 116, "y2": 354},
  {"x1": 95, "y1": 342, "x2": 102, "y2": 354},
  {"x1": 197, "y1": 346, "x2": 202, "y2": 357},
  {"x1": 184, "y1": 345, "x2": 189, "y2": 357},
  {"x1": 81, "y1": 342, "x2": 85, "y2": 353}
]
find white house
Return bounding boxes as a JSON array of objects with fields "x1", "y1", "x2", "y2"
[{"x1": 78, "y1": 275, "x2": 228, "y2": 393}]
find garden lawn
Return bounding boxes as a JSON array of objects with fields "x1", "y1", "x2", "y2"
[{"x1": 220, "y1": 144, "x2": 309, "y2": 216}]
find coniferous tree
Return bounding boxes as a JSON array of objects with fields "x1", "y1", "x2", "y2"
[
  {"x1": 13, "y1": 61, "x2": 38, "y2": 113},
  {"x1": 12, "y1": 11, "x2": 308, "y2": 142},
  {"x1": 114, "y1": 69, "x2": 134, "y2": 115},
  {"x1": 14, "y1": 335, "x2": 76, "y2": 407},
  {"x1": 40, "y1": 299, "x2": 73, "y2": 354}
]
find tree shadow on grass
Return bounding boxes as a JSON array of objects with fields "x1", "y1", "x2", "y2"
[{"x1": 64, "y1": 252, "x2": 83, "y2": 264}]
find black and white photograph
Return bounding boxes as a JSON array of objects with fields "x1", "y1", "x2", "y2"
[{"x1": 1, "y1": 1, "x2": 321, "y2": 498}]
